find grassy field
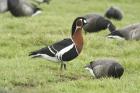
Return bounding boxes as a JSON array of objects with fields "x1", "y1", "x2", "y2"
[{"x1": 0, "y1": 0, "x2": 140, "y2": 93}]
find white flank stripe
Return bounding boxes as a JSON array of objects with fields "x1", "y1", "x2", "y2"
[
  {"x1": 32, "y1": 10, "x2": 42, "y2": 16},
  {"x1": 48, "y1": 46, "x2": 55, "y2": 54},
  {"x1": 52, "y1": 46, "x2": 58, "y2": 52},
  {"x1": 107, "y1": 35, "x2": 125, "y2": 40},
  {"x1": 37, "y1": 54, "x2": 59, "y2": 62},
  {"x1": 56, "y1": 44, "x2": 74, "y2": 61}
]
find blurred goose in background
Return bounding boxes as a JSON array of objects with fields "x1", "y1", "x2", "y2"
[
  {"x1": 29, "y1": 17, "x2": 87, "y2": 70},
  {"x1": 85, "y1": 59, "x2": 124, "y2": 79},
  {"x1": 108, "y1": 23, "x2": 140, "y2": 40},
  {"x1": 105, "y1": 6, "x2": 123, "y2": 20},
  {"x1": 0, "y1": 0, "x2": 8, "y2": 13},
  {"x1": 83, "y1": 14, "x2": 116, "y2": 33},
  {"x1": 8, "y1": 0, "x2": 42, "y2": 17}
]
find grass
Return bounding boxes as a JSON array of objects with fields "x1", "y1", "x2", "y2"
[{"x1": 0, "y1": 0, "x2": 140, "y2": 93}]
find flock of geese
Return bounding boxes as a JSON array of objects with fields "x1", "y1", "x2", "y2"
[
  {"x1": 1, "y1": 0, "x2": 140, "y2": 79},
  {"x1": 0, "y1": 0, "x2": 50, "y2": 16}
]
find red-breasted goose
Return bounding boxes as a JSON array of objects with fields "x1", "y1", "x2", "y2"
[
  {"x1": 83, "y1": 14, "x2": 116, "y2": 33},
  {"x1": 29, "y1": 17, "x2": 87, "y2": 70},
  {"x1": 8, "y1": 0, "x2": 42, "y2": 17},
  {"x1": 0, "y1": 0, "x2": 8, "y2": 13},
  {"x1": 108, "y1": 23, "x2": 140, "y2": 40},
  {"x1": 85, "y1": 59, "x2": 124, "y2": 79}
]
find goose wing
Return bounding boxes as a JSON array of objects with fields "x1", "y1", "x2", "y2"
[{"x1": 29, "y1": 38, "x2": 74, "y2": 58}]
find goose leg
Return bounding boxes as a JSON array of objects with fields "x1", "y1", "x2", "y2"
[
  {"x1": 64, "y1": 63, "x2": 67, "y2": 70},
  {"x1": 60, "y1": 63, "x2": 63, "y2": 70},
  {"x1": 60, "y1": 62, "x2": 67, "y2": 70}
]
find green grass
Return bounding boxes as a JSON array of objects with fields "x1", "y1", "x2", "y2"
[{"x1": 0, "y1": 0, "x2": 140, "y2": 93}]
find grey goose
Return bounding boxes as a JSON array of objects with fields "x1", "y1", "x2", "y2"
[
  {"x1": 85, "y1": 59, "x2": 124, "y2": 79},
  {"x1": 108, "y1": 23, "x2": 140, "y2": 40},
  {"x1": 8, "y1": 0, "x2": 41, "y2": 17}
]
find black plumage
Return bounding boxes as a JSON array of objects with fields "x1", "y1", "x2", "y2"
[
  {"x1": 29, "y1": 17, "x2": 87, "y2": 70},
  {"x1": 8, "y1": 0, "x2": 41, "y2": 17},
  {"x1": 29, "y1": 38, "x2": 78, "y2": 61},
  {"x1": 105, "y1": 6, "x2": 123, "y2": 20},
  {"x1": 0, "y1": 0, "x2": 8, "y2": 13},
  {"x1": 83, "y1": 14, "x2": 116, "y2": 33},
  {"x1": 85, "y1": 59, "x2": 124, "y2": 79}
]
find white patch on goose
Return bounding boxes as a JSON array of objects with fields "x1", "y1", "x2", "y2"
[
  {"x1": 32, "y1": 10, "x2": 42, "y2": 16},
  {"x1": 131, "y1": 30, "x2": 137, "y2": 39},
  {"x1": 52, "y1": 46, "x2": 58, "y2": 52},
  {"x1": 48, "y1": 46, "x2": 55, "y2": 54},
  {"x1": 107, "y1": 24, "x2": 110, "y2": 28},
  {"x1": 85, "y1": 67, "x2": 95, "y2": 77},
  {"x1": 36, "y1": 0, "x2": 44, "y2": 2},
  {"x1": 107, "y1": 35, "x2": 125, "y2": 40},
  {"x1": 33, "y1": 54, "x2": 59, "y2": 62},
  {"x1": 56, "y1": 44, "x2": 74, "y2": 61},
  {"x1": 83, "y1": 19, "x2": 87, "y2": 24}
]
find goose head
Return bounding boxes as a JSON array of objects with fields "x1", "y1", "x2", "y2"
[
  {"x1": 107, "y1": 21, "x2": 116, "y2": 32},
  {"x1": 71, "y1": 17, "x2": 87, "y2": 36}
]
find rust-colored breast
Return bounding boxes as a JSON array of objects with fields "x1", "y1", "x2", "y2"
[{"x1": 72, "y1": 28, "x2": 83, "y2": 54}]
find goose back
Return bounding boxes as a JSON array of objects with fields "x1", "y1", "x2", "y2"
[
  {"x1": 117, "y1": 23, "x2": 140, "y2": 40},
  {"x1": 85, "y1": 59, "x2": 124, "y2": 78},
  {"x1": 83, "y1": 14, "x2": 114, "y2": 33},
  {"x1": 8, "y1": 0, "x2": 40, "y2": 17}
]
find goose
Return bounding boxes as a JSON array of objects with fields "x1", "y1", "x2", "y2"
[
  {"x1": 105, "y1": 6, "x2": 123, "y2": 20},
  {"x1": 83, "y1": 14, "x2": 116, "y2": 33},
  {"x1": 85, "y1": 59, "x2": 124, "y2": 78},
  {"x1": 29, "y1": 17, "x2": 87, "y2": 70},
  {"x1": 0, "y1": 0, "x2": 8, "y2": 13},
  {"x1": 108, "y1": 23, "x2": 140, "y2": 40},
  {"x1": 8, "y1": 0, "x2": 42, "y2": 17}
]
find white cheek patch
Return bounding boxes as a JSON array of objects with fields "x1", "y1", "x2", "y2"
[
  {"x1": 83, "y1": 20, "x2": 87, "y2": 24},
  {"x1": 85, "y1": 67, "x2": 95, "y2": 77}
]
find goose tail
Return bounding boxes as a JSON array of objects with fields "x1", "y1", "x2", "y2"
[{"x1": 29, "y1": 51, "x2": 41, "y2": 58}]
